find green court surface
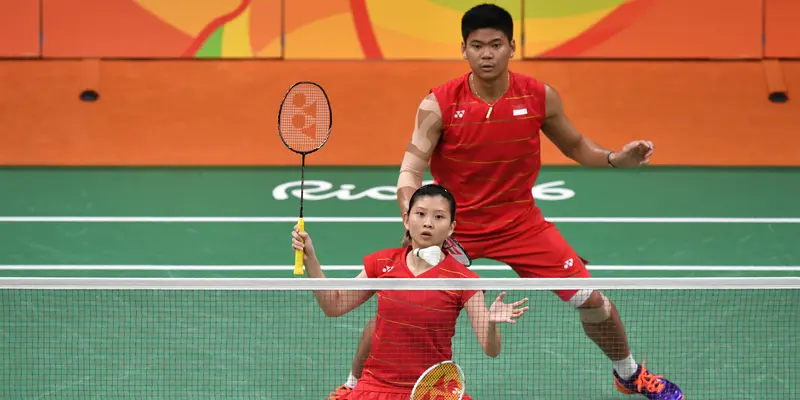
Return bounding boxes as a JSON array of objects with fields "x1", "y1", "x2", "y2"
[{"x1": 1, "y1": 166, "x2": 799, "y2": 399}]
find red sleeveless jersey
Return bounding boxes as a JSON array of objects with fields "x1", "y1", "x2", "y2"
[
  {"x1": 356, "y1": 247, "x2": 479, "y2": 394},
  {"x1": 430, "y1": 71, "x2": 547, "y2": 238}
]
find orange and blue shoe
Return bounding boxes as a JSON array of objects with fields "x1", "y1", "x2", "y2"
[
  {"x1": 613, "y1": 362, "x2": 684, "y2": 400},
  {"x1": 326, "y1": 384, "x2": 352, "y2": 399}
]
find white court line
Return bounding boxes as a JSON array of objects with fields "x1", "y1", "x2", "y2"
[
  {"x1": 1, "y1": 265, "x2": 798, "y2": 272},
  {"x1": 1, "y1": 216, "x2": 799, "y2": 223}
]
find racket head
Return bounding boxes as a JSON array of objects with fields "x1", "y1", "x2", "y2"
[
  {"x1": 443, "y1": 236, "x2": 472, "y2": 267},
  {"x1": 277, "y1": 81, "x2": 332, "y2": 155},
  {"x1": 411, "y1": 360, "x2": 466, "y2": 400}
]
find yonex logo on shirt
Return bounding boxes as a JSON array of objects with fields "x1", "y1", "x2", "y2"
[{"x1": 454, "y1": 110, "x2": 465, "y2": 118}]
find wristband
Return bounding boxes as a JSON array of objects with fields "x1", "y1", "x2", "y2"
[{"x1": 607, "y1": 151, "x2": 617, "y2": 168}]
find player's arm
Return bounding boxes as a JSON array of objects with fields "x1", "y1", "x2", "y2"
[
  {"x1": 306, "y1": 256, "x2": 374, "y2": 317},
  {"x1": 293, "y1": 228, "x2": 374, "y2": 317},
  {"x1": 540, "y1": 84, "x2": 614, "y2": 167},
  {"x1": 464, "y1": 290, "x2": 529, "y2": 358},
  {"x1": 541, "y1": 84, "x2": 653, "y2": 168},
  {"x1": 396, "y1": 93, "x2": 444, "y2": 215},
  {"x1": 463, "y1": 291, "x2": 502, "y2": 357}
]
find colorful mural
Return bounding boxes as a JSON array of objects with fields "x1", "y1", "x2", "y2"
[{"x1": 0, "y1": 0, "x2": 797, "y2": 59}]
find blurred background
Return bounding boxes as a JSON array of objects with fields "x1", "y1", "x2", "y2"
[{"x1": 0, "y1": 0, "x2": 797, "y2": 166}]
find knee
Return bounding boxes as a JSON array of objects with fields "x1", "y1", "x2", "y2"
[{"x1": 571, "y1": 290, "x2": 612, "y2": 323}]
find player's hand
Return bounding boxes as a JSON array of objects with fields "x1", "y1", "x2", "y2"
[
  {"x1": 488, "y1": 292, "x2": 529, "y2": 324},
  {"x1": 291, "y1": 225, "x2": 317, "y2": 261},
  {"x1": 610, "y1": 140, "x2": 654, "y2": 167}
]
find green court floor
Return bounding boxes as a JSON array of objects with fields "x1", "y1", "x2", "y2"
[{"x1": 0, "y1": 166, "x2": 798, "y2": 399}]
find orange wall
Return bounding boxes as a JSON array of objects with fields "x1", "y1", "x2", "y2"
[
  {"x1": 1, "y1": 60, "x2": 798, "y2": 167},
  {"x1": 1, "y1": 1, "x2": 797, "y2": 168},
  {"x1": 0, "y1": 0, "x2": 40, "y2": 57},
  {"x1": 0, "y1": 0, "x2": 798, "y2": 59},
  {"x1": 765, "y1": 0, "x2": 800, "y2": 58}
]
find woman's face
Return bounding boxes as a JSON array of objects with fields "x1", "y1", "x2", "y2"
[{"x1": 404, "y1": 195, "x2": 455, "y2": 248}]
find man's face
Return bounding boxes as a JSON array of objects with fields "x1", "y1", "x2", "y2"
[{"x1": 462, "y1": 28, "x2": 515, "y2": 81}]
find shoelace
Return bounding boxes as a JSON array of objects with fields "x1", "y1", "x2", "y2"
[{"x1": 633, "y1": 362, "x2": 665, "y2": 393}]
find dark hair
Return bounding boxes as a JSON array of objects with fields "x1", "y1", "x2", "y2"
[
  {"x1": 461, "y1": 3, "x2": 514, "y2": 42},
  {"x1": 407, "y1": 183, "x2": 457, "y2": 221}
]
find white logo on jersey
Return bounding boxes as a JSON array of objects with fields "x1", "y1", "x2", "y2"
[
  {"x1": 382, "y1": 265, "x2": 394, "y2": 273},
  {"x1": 454, "y1": 110, "x2": 465, "y2": 118},
  {"x1": 513, "y1": 108, "x2": 528, "y2": 116},
  {"x1": 564, "y1": 258, "x2": 574, "y2": 269}
]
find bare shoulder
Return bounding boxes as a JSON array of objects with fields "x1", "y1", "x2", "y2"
[
  {"x1": 415, "y1": 93, "x2": 443, "y2": 129},
  {"x1": 543, "y1": 82, "x2": 564, "y2": 118},
  {"x1": 420, "y1": 93, "x2": 442, "y2": 116},
  {"x1": 545, "y1": 82, "x2": 564, "y2": 97}
]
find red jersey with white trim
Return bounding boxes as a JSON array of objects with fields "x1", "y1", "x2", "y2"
[
  {"x1": 356, "y1": 247, "x2": 480, "y2": 394},
  {"x1": 430, "y1": 71, "x2": 547, "y2": 238}
]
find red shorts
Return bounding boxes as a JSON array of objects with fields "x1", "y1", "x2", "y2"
[
  {"x1": 342, "y1": 388, "x2": 473, "y2": 400},
  {"x1": 456, "y1": 221, "x2": 591, "y2": 302}
]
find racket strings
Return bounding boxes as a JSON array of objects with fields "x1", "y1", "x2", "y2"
[
  {"x1": 278, "y1": 85, "x2": 331, "y2": 153},
  {"x1": 412, "y1": 362, "x2": 465, "y2": 400}
]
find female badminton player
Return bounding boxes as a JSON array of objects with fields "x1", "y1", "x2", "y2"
[{"x1": 291, "y1": 184, "x2": 529, "y2": 400}]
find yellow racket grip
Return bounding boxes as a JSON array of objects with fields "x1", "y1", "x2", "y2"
[{"x1": 293, "y1": 217, "x2": 305, "y2": 276}]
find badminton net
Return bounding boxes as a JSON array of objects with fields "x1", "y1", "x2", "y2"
[{"x1": 0, "y1": 277, "x2": 797, "y2": 399}]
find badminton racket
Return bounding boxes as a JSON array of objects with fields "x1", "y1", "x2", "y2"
[{"x1": 277, "y1": 81, "x2": 332, "y2": 276}]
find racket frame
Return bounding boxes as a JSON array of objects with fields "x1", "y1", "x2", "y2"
[
  {"x1": 443, "y1": 236, "x2": 473, "y2": 267},
  {"x1": 276, "y1": 81, "x2": 333, "y2": 157},
  {"x1": 410, "y1": 360, "x2": 466, "y2": 400},
  {"x1": 277, "y1": 81, "x2": 333, "y2": 276}
]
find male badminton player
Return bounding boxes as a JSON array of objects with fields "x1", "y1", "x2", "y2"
[
  {"x1": 329, "y1": 4, "x2": 683, "y2": 400},
  {"x1": 292, "y1": 184, "x2": 529, "y2": 400}
]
